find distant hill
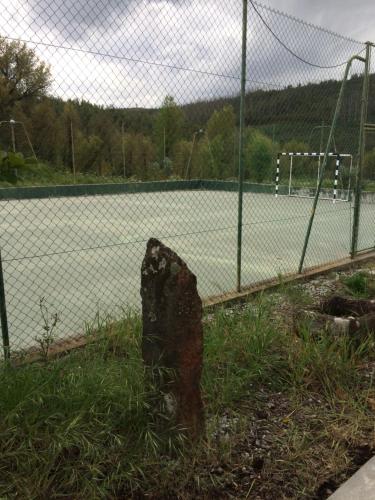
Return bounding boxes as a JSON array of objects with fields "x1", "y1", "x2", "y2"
[
  {"x1": 180, "y1": 73, "x2": 375, "y2": 153},
  {"x1": 2, "y1": 72, "x2": 374, "y2": 182}
]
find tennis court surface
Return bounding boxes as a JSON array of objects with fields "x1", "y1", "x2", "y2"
[{"x1": 0, "y1": 188, "x2": 374, "y2": 351}]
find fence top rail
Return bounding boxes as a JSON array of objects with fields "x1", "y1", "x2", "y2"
[
  {"x1": 0, "y1": 180, "x2": 203, "y2": 202},
  {"x1": 0, "y1": 180, "x2": 281, "y2": 201},
  {"x1": 1, "y1": 179, "x2": 372, "y2": 203}
]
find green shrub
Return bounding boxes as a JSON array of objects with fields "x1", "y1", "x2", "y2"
[
  {"x1": 245, "y1": 131, "x2": 274, "y2": 182},
  {"x1": 0, "y1": 151, "x2": 28, "y2": 183},
  {"x1": 343, "y1": 272, "x2": 373, "y2": 298}
]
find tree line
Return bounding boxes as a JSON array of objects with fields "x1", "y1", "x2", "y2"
[{"x1": 1, "y1": 36, "x2": 374, "y2": 185}]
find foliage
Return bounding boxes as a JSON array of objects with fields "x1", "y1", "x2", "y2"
[
  {"x1": 364, "y1": 147, "x2": 375, "y2": 180},
  {"x1": 194, "y1": 137, "x2": 216, "y2": 178},
  {"x1": 282, "y1": 139, "x2": 310, "y2": 153},
  {"x1": 1, "y1": 42, "x2": 375, "y2": 185},
  {"x1": 0, "y1": 160, "x2": 133, "y2": 187},
  {"x1": 0, "y1": 37, "x2": 51, "y2": 116},
  {"x1": 29, "y1": 99, "x2": 63, "y2": 164},
  {"x1": 245, "y1": 130, "x2": 274, "y2": 182},
  {"x1": 124, "y1": 133, "x2": 156, "y2": 180},
  {"x1": 34, "y1": 298, "x2": 59, "y2": 361},
  {"x1": 0, "y1": 293, "x2": 374, "y2": 498},
  {"x1": 203, "y1": 302, "x2": 287, "y2": 410},
  {"x1": 0, "y1": 151, "x2": 31, "y2": 183},
  {"x1": 75, "y1": 134, "x2": 104, "y2": 173},
  {"x1": 342, "y1": 271, "x2": 375, "y2": 298},
  {"x1": 205, "y1": 105, "x2": 236, "y2": 179},
  {"x1": 172, "y1": 139, "x2": 192, "y2": 178},
  {"x1": 154, "y1": 95, "x2": 184, "y2": 163},
  {"x1": 206, "y1": 105, "x2": 235, "y2": 141}
]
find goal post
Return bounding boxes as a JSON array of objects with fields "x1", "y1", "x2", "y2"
[{"x1": 275, "y1": 152, "x2": 353, "y2": 202}]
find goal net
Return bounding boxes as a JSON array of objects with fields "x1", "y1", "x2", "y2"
[{"x1": 275, "y1": 152, "x2": 353, "y2": 202}]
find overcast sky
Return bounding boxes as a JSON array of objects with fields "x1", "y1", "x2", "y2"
[
  {"x1": 0, "y1": 0, "x2": 372, "y2": 108},
  {"x1": 262, "y1": 0, "x2": 375, "y2": 43}
]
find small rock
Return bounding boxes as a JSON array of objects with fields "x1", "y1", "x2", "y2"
[{"x1": 256, "y1": 410, "x2": 268, "y2": 419}]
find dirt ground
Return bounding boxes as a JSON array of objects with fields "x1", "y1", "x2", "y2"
[{"x1": 177, "y1": 259, "x2": 375, "y2": 499}]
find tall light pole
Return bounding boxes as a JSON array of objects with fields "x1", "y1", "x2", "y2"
[
  {"x1": 163, "y1": 127, "x2": 166, "y2": 166},
  {"x1": 308, "y1": 123, "x2": 336, "y2": 153},
  {"x1": 9, "y1": 119, "x2": 16, "y2": 153},
  {"x1": 236, "y1": 0, "x2": 248, "y2": 292},
  {"x1": 185, "y1": 129, "x2": 203, "y2": 179},
  {"x1": 0, "y1": 119, "x2": 38, "y2": 161},
  {"x1": 308, "y1": 122, "x2": 336, "y2": 188},
  {"x1": 121, "y1": 120, "x2": 126, "y2": 178},
  {"x1": 70, "y1": 119, "x2": 76, "y2": 183}
]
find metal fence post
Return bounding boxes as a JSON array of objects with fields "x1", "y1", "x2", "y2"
[
  {"x1": 298, "y1": 54, "x2": 366, "y2": 274},
  {"x1": 351, "y1": 42, "x2": 372, "y2": 258},
  {"x1": 0, "y1": 249, "x2": 10, "y2": 360},
  {"x1": 237, "y1": 0, "x2": 248, "y2": 292}
]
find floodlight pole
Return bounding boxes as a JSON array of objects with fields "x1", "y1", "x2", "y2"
[
  {"x1": 288, "y1": 156, "x2": 293, "y2": 196},
  {"x1": 351, "y1": 41, "x2": 372, "y2": 257},
  {"x1": 207, "y1": 134, "x2": 216, "y2": 173},
  {"x1": 0, "y1": 120, "x2": 38, "y2": 161},
  {"x1": 185, "y1": 129, "x2": 203, "y2": 180},
  {"x1": 121, "y1": 120, "x2": 126, "y2": 178},
  {"x1": 319, "y1": 120, "x2": 324, "y2": 151},
  {"x1": 163, "y1": 127, "x2": 166, "y2": 166},
  {"x1": 318, "y1": 120, "x2": 324, "y2": 187},
  {"x1": 20, "y1": 122, "x2": 38, "y2": 162},
  {"x1": 236, "y1": 0, "x2": 248, "y2": 292},
  {"x1": 298, "y1": 53, "x2": 366, "y2": 274},
  {"x1": 0, "y1": 249, "x2": 10, "y2": 361},
  {"x1": 10, "y1": 119, "x2": 16, "y2": 153},
  {"x1": 70, "y1": 120, "x2": 76, "y2": 183}
]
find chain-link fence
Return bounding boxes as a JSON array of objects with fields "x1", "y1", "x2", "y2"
[
  {"x1": 0, "y1": 0, "x2": 374, "y2": 358},
  {"x1": 357, "y1": 58, "x2": 375, "y2": 253}
]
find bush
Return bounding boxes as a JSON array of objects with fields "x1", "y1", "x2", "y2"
[
  {"x1": 0, "y1": 151, "x2": 28, "y2": 183},
  {"x1": 343, "y1": 271, "x2": 375, "y2": 298},
  {"x1": 245, "y1": 131, "x2": 274, "y2": 182},
  {"x1": 364, "y1": 148, "x2": 375, "y2": 181}
]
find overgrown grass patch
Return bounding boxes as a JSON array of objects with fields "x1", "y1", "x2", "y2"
[
  {"x1": 0, "y1": 162, "x2": 131, "y2": 188},
  {"x1": 1, "y1": 296, "x2": 374, "y2": 498},
  {"x1": 342, "y1": 271, "x2": 375, "y2": 298},
  {"x1": 202, "y1": 301, "x2": 288, "y2": 411}
]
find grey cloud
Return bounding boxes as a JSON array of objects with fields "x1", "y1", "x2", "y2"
[
  {"x1": 29, "y1": 0, "x2": 137, "y2": 42},
  {"x1": 28, "y1": 0, "x2": 189, "y2": 43},
  {"x1": 262, "y1": 0, "x2": 375, "y2": 43},
  {"x1": 246, "y1": 0, "x2": 366, "y2": 90},
  {"x1": 8, "y1": 0, "x2": 374, "y2": 107}
]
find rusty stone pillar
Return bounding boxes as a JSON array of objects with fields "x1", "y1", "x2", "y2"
[{"x1": 140, "y1": 238, "x2": 204, "y2": 440}]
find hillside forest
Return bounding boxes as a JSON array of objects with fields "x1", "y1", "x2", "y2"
[{"x1": 1, "y1": 37, "x2": 375, "y2": 186}]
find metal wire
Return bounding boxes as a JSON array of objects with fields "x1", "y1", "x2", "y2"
[
  {"x1": 251, "y1": 0, "x2": 365, "y2": 69},
  {"x1": 0, "y1": 0, "x2": 373, "y2": 358}
]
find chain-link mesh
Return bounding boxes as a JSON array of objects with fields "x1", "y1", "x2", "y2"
[
  {"x1": 242, "y1": 2, "x2": 366, "y2": 281},
  {"x1": 0, "y1": 0, "x2": 373, "y2": 357},
  {"x1": 357, "y1": 58, "x2": 375, "y2": 252}
]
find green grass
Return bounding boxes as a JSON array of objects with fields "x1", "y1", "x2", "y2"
[
  {"x1": 1, "y1": 160, "x2": 374, "y2": 191},
  {"x1": 342, "y1": 271, "x2": 375, "y2": 298},
  {"x1": 202, "y1": 301, "x2": 288, "y2": 411},
  {"x1": 0, "y1": 162, "x2": 130, "y2": 188},
  {"x1": 0, "y1": 297, "x2": 374, "y2": 498}
]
